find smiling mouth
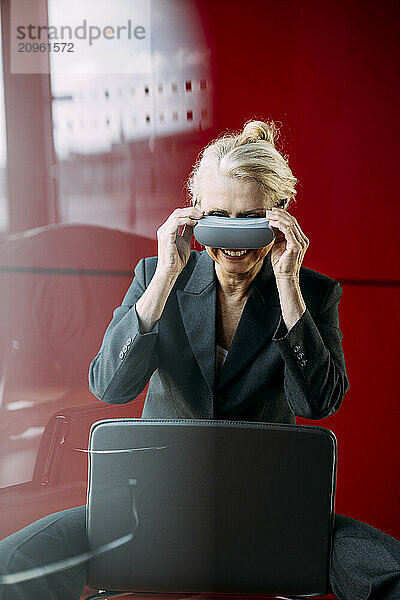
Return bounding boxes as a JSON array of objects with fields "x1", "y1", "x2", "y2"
[{"x1": 221, "y1": 249, "x2": 249, "y2": 257}]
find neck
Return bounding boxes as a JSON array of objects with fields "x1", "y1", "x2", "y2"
[{"x1": 215, "y1": 258, "x2": 264, "y2": 301}]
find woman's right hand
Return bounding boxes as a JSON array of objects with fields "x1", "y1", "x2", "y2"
[{"x1": 155, "y1": 206, "x2": 204, "y2": 278}]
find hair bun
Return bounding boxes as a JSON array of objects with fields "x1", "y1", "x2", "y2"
[{"x1": 240, "y1": 119, "x2": 276, "y2": 147}]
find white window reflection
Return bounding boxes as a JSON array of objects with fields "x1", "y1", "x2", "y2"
[{"x1": 48, "y1": 0, "x2": 213, "y2": 235}]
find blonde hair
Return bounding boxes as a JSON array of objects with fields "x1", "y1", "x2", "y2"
[{"x1": 186, "y1": 119, "x2": 298, "y2": 208}]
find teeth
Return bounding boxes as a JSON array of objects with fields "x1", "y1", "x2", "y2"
[{"x1": 222, "y1": 249, "x2": 248, "y2": 257}]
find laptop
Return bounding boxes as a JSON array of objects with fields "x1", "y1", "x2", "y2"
[{"x1": 86, "y1": 419, "x2": 337, "y2": 597}]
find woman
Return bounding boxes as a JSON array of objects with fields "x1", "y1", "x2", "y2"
[
  {"x1": 1, "y1": 120, "x2": 399, "y2": 600},
  {"x1": 89, "y1": 120, "x2": 347, "y2": 424}
]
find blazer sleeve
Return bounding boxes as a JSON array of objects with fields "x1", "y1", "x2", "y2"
[
  {"x1": 272, "y1": 280, "x2": 350, "y2": 419},
  {"x1": 88, "y1": 257, "x2": 159, "y2": 404}
]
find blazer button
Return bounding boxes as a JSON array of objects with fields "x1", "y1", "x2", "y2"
[
  {"x1": 297, "y1": 352, "x2": 304, "y2": 359},
  {"x1": 300, "y1": 359, "x2": 307, "y2": 367},
  {"x1": 119, "y1": 351, "x2": 124, "y2": 359},
  {"x1": 123, "y1": 345, "x2": 127, "y2": 352},
  {"x1": 126, "y1": 337, "x2": 132, "y2": 345},
  {"x1": 293, "y1": 345, "x2": 300, "y2": 352}
]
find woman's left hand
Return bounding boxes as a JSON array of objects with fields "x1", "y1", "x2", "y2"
[{"x1": 265, "y1": 207, "x2": 309, "y2": 281}]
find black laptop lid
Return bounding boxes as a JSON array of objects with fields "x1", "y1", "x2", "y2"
[{"x1": 86, "y1": 419, "x2": 337, "y2": 596}]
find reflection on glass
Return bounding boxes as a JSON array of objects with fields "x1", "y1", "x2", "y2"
[
  {"x1": 0, "y1": 0, "x2": 214, "y2": 548},
  {"x1": 48, "y1": 0, "x2": 214, "y2": 236},
  {"x1": 0, "y1": 2, "x2": 9, "y2": 233}
]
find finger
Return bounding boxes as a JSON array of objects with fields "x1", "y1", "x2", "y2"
[
  {"x1": 271, "y1": 227, "x2": 286, "y2": 244},
  {"x1": 181, "y1": 224, "x2": 194, "y2": 244},
  {"x1": 170, "y1": 207, "x2": 204, "y2": 220},
  {"x1": 269, "y1": 208, "x2": 308, "y2": 243},
  {"x1": 289, "y1": 219, "x2": 309, "y2": 252},
  {"x1": 161, "y1": 215, "x2": 201, "y2": 236},
  {"x1": 267, "y1": 213, "x2": 296, "y2": 237},
  {"x1": 269, "y1": 218, "x2": 303, "y2": 250},
  {"x1": 172, "y1": 215, "x2": 203, "y2": 228},
  {"x1": 268, "y1": 219, "x2": 286, "y2": 243},
  {"x1": 266, "y1": 208, "x2": 293, "y2": 225},
  {"x1": 268, "y1": 211, "x2": 308, "y2": 250},
  {"x1": 266, "y1": 209, "x2": 292, "y2": 234}
]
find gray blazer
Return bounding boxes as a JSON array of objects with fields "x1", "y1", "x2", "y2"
[{"x1": 88, "y1": 250, "x2": 349, "y2": 423}]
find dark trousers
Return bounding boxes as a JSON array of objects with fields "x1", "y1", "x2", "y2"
[{"x1": 0, "y1": 507, "x2": 399, "y2": 600}]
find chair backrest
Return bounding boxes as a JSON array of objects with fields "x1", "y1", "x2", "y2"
[
  {"x1": 0, "y1": 222, "x2": 156, "y2": 393},
  {"x1": 86, "y1": 419, "x2": 337, "y2": 597}
]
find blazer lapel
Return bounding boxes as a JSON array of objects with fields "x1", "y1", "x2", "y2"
[
  {"x1": 216, "y1": 253, "x2": 281, "y2": 390},
  {"x1": 176, "y1": 250, "x2": 282, "y2": 394},
  {"x1": 177, "y1": 251, "x2": 217, "y2": 395}
]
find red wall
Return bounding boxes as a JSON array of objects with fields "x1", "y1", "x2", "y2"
[
  {"x1": 201, "y1": 0, "x2": 400, "y2": 538},
  {"x1": 1, "y1": 0, "x2": 399, "y2": 552}
]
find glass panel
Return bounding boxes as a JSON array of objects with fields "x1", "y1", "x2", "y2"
[
  {"x1": 0, "y1": 0, "x2": 215, "y2": 560},
  {"x1": 0, "y1": 2, "x2": 8, "y2": 234}
]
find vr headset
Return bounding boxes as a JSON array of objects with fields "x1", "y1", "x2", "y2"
[{"x1": 193, "y1": 199, "x2": 287, "y2": 249}]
